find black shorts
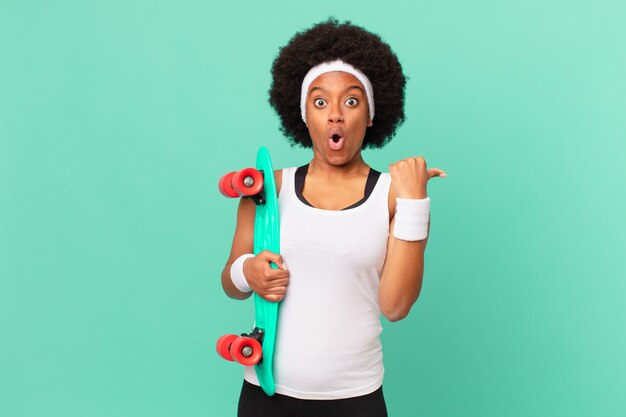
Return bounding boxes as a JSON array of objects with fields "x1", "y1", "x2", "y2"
[{"x1": 237, "y1": 380, "x2": 388, "y2": 417}]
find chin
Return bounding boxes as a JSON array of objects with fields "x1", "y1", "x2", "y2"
[{"x1": 326, "y1": 153, "x2": 354, "y2": 166}]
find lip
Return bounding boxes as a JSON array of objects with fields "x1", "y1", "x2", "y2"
[
  {"x1": 328, "y1": 136, "x2": 344, "y2": 151},
  {"x1": 327, "y1": 127, "x2": 345, "y2": 140},
  {"x1": 326, "y1": 126, "x2": 345, "y2": 151}
]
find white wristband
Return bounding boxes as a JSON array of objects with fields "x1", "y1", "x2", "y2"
[
  {"x1": 393, "y1": 197, "x2": 431, "y2": 241},
  {"x1": 230, "y1": 253, "x2": 255, "y2": 293}
]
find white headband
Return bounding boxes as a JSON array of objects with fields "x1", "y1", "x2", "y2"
[{"x1": 300, "y1": 59, "x2": 375, "y2": 124}]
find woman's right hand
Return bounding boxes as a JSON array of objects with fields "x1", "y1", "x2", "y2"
[{"x1": 243, "y1": 250, "x2": 290, "y2": 302}]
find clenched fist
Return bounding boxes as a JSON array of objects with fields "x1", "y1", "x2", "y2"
[
  {"x1": 243, "y1": 250, "x2": 290, "y2": 302},
  {"x1": 389, "y1": 156, "x2": 446, "y2": 199}
]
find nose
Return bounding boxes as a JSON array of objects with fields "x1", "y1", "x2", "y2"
[{"x1": 328, "y1": 104, "x2": 344, "y2": 123}]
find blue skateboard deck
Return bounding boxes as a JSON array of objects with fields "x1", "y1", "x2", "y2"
[
  {"x1": 251, "y1": 146, "x2": 280, "y2": 396},
  {"x1": 216, "y1": 146, "x2": 280, "y2": 396}
]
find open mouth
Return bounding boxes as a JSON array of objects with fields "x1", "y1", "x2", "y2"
[{"x1": 328, "y1": 133, "x2": 344, "y2": 150}]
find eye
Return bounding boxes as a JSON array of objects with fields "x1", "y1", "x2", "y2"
[
  {"x1": 345, "y1": 97, "x2": 359, "y2": 107},
  {"x1": 314, "y1": 98, "x2": 326, "y2": 107}
]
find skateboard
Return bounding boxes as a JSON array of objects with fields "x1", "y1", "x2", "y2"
[{"x1": 216, "y1": 146, "x2": 280, "y2": 396}]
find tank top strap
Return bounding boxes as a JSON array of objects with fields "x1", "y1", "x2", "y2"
[
  {"x1": 279, "y1": 166, "x2": 390, "y2": 211},
  {"x1": 371, "y1": 172, "x2": 392, "y2": 202}
]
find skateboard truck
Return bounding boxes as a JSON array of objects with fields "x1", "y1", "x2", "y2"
[
  {"x1": 243, "y1": 171, "x2": 267, "y2": 206},
  {"x1": 240, "y1": 327, "x2": 265, "y2": 364}
]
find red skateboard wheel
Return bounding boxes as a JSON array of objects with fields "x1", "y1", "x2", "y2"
[
  {"x1": 232, "y1": 168, "x2": 263, "y2": 197},
  {"x1": 230, "y1": 336, "x2": 263, "y2": 366},
  {"x1": 216, "y1": 334, "x2": 238, "y2": 361},
  {"x1": 218, "y1": 172, "x2": 239, "y2": 198}
]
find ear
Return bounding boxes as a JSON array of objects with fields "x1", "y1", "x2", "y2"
[{"x1": 367, "y1": 117, "x2": 373, "y2": 127}]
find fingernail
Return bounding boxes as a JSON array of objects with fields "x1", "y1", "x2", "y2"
[{"x1": 440, "y1": 173, "x2": 447, "y2": 178}]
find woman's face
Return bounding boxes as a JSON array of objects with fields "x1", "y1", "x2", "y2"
[{"x1": 305, "y1": 71, "x2": 372, "y2": 166}]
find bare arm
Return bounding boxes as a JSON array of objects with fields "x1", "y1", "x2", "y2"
[
  {"x1": 379, "y1": 204, "x2": 430, "y2": 322},
  {"x1": 220, "y1": 197, "x2": 256, "y2": 300},
  {"x1": 379, "y1": 156, "x2": 443, "y2": 322},
  {"x1": 220, "y1": 169, "x2": 288, "y2": 301}
]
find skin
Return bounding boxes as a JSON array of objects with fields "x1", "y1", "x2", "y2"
[{"x1": 221, "y1": 71, "x2": 447, "y2": 321}]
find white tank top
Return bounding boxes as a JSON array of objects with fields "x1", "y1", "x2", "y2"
[{"x1": 244, "y1": 166, "x2": 392, "y2": 400}]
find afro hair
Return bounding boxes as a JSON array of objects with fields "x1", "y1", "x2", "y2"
[{"x1": 268, "y1": 17, "x2": 407, "y2": 149}]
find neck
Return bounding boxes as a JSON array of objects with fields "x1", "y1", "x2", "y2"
[{"x1": 307, "y1": 151, "x2": 369, "y2": 180}]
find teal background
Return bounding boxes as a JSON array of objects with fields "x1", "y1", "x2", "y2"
[{"x1": 1, "y1": 1, "x2": 625, "y2": 416}]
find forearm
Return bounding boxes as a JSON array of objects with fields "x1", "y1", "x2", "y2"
[
  {"x1": 379, "y1": 220, "x2": 429, "y2": 321},
  {"x1": 221, "y1": 261, "x2": 253, "y2": 300}
]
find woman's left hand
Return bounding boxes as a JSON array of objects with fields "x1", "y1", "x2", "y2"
[{"x1": 389, "y1": 156, "x2": 447, "y2": 199}]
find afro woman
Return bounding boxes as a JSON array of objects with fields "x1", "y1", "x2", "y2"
[{"x1": 221, "y1": 17, "x2": 447, "y2": 417}]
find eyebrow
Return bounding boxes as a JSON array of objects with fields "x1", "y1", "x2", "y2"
[{"x1": 310, "y1": 85, "x2": 364, "y2": 94}]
